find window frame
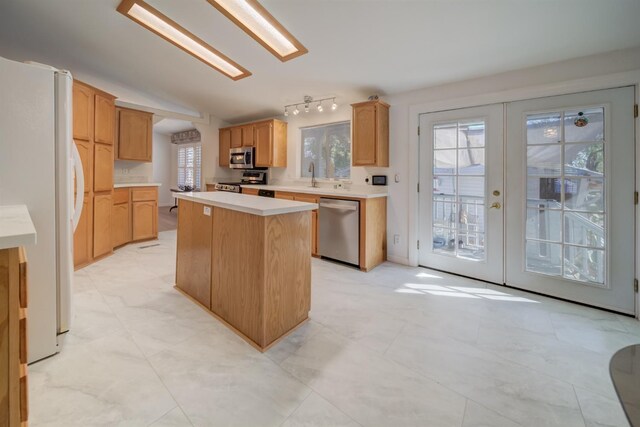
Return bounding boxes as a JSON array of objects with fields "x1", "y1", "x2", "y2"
[
  {"x1": 299, "y1": 120, "x2": 352, "y2": 180},
  {"x1": 177, "y1": 143, "x2": 202, "y2": 191}
]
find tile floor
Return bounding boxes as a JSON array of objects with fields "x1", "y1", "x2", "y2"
[{"x1": 29, "y1": 230, "x2": 640, "y2": 426}]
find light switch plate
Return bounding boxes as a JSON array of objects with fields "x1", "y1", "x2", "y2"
[{"x1": 203, "y1": 206, "x2": 211, "y2": 216}]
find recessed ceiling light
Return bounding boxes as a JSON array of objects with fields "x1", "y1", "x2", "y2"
[
  {"x1": 117, "y1": 0, "x2": 251, "y2": 80},
  {"x1": 205, "y1": 0, "x2": 308, "y2": 62}
]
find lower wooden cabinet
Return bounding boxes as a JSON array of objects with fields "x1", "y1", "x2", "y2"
[
  {"x1": 73, "y1": 196, "x2": 93, "y2": 267},
  {"x1": 132, "y1": 201, "x2": 157, "y2": 241},
  {"x1": 241, "y1": 188, "x2": 259, "y2": 196},
  {"x1": 93, "y1": 194, "x2": 113, "y2": 258},
  {"x1": 111, "y1": 186, "x2": 158, "y2": 249},
  {"x1": 1, "y1": 246, "x2": 29, "y2": 426},
  {"x1": 112, "y1": 202, "x2": 130, "y2": 248}
]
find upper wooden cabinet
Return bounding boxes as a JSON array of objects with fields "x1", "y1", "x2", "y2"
[
  {"x1": 73, "y1": 83, "x2": 93, "y2": 142},
  {"x1": 116, "y1": 107, "x2": 153, "y2": 162},
  {"x1": 93, "y1": 144, "x2": 114, "y2": 192},
  {"x1": 94, "y1": 93, "x2": 116, "y2": 145},
  {"x1": 254, "y1": 119, "x2": 287, "y2": 168},
  {"x1": 220, "y1": 119, "x2": 287, "y2": 168},
  {"x1": 230, "y1": 127, "x2": 242, "y2": 148},
  {"x1": 351, "y1": 100, "x2": 389, "y2": 167},
  {"x1": 241, "y1": 124, "x2": 254, "y2": 147},
  {"x1": 219, "y1": 128, "x2": 231, "y2": 167}
]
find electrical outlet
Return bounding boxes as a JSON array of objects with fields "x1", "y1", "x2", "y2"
[
  {"x1": 203, "y1": 206, "x2": 211, "y2": 216},
  {"x1": 395, "y1": 174, "x2": 400, "y2": 183},
  {"x1": 393, "y1": 234, "x2": 400, "y2": 244}
]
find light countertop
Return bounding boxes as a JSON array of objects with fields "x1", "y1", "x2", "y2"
[
  {"x1": 176, "y1": 192, "x2": 318, "y2": 217},
  {"x1": 0, "y1": 205, "x2": 37, "y2": 250},
  {"x1": 240, "y1": 184, "x2": 388, "y2": 199},
  {"x1": 113, "y1": 182, "x2": 162, "y2": 188}
]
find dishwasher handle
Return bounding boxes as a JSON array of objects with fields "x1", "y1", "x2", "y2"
[{"x1": 319, "y1": 202, "x2": 358, "y2": 211}]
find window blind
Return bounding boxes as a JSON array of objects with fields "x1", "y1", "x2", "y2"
[{"x1": 177, "y1": 144, "x2": 202, "y2": 190}]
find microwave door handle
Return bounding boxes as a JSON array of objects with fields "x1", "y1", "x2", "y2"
[{"x1": 72, "y1": 143, "x2": 84, "y2": 231}]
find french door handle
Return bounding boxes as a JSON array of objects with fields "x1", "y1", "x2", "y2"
[{"x1": 490, "y1": 202, "x2": 501, "y2": 209}]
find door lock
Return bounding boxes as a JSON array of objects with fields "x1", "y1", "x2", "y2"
[
  {"x1": 490, "y1": 202, "x2": 501, "y2": 209},
  {"x1": 492, "y1": 190, "x2": 501, "y2": 196}
]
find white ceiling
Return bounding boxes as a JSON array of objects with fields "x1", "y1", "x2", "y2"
[{"x1": 1, "y1": 0, "x2": 639, "y2": 123}]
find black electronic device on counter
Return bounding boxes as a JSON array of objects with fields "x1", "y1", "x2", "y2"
[{"x1": 371, "y1": 175, "x2": 387, "y2": 186}]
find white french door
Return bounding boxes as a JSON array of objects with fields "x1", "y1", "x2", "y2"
[
  {"x1": 418, "y1": 87, "x2": 636, "y2": 314},
  {"x1": 418, "y1": 104, "x2": 505, "y2": 284},
  {"x1": 505, "y1": 87, "x2": 636, "y2": 314}
]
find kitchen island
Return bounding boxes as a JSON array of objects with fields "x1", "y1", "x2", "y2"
[{"x1": 174, "y1": 192, "x2": 317, "y2": 351}]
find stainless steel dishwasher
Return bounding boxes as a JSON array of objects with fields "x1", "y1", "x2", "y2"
[{"x1": 318, "y1": 198, "x2": 360, "y2": 266}]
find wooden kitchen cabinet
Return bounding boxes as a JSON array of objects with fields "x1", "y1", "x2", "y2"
[
  {"x1": 74, "y1": 140, "x2": 92, "y2": 193},
  {"x1": 275, "y1": 192, "x2": 295, "y2": 200},
  {"x1": 73, "y1": 196, "x2": 93, "y2": 267},
  {"x1": 219, "y1": 119, "x2": 287, "y2": 168},
  {"x1": 351, "y1": 100, "x2": 389, "y2": 166},
  {"x1": 73, "y1": 83, "x2": 93, "y2": 142},
  {"x1": 241, "y1": 124, "x2": 254, "y2": 147},
  {"x1": 116, "y1": 107, "x2": 153, "y2": 162},
  {"x1": 132, "y1": 201, "x2": 157, "y2": 241},
  {"x1": 219, "y1": 128, "x2": 231, "y2": 167},
  {"x1": 110, "y1": 187, "x2": 158, "y2": 249},
  {"x1": 93, "y1": 194, "x2": 113, "y2": 259},
  {"x1": 93, "y1": 143, "x2": 113, "y2": 192},
  {"x1": 112, "y1": 195, "x2": 130, "y2": 248},
  {"x1": 94, "y1": 93, "x2": 115, "y2": 145},
  {"x1": 241, "y1": 188, "x2": 259, "y2": 196},
  {"x1": 73, "y1": 80, "x2": 117, "y2": 269},
  {"x1": 255, "y1": 119, "x2": 287, "y2": 168},
  {"x1": 230, "y1": 127, "x2": 242, "y2": 148},
  {"x1": 0, "y1": 246, "x2": 29, "y2": 426}
]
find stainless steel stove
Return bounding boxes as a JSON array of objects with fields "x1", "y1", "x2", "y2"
[{"x1": 214, "y1": 170, "x2": 267, "y2": 193}]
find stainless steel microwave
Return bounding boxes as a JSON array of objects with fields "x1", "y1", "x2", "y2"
[{"x1": 229, "y1": 147, "x2": 254, "y2": 169}]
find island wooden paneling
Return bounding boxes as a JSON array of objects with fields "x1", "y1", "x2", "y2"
[
  {"x1": 263, "y1": 212, "x2": 310, "y2": 345},
  {"x1": 176, "y1": 200, "x2": 213, "y2": 309},
  {"x1": 176, "y1": 200, "x2": 312, "y2": 350},
  {"x1": 210, "y1": 208, "x2": 265, "y2": 343}
]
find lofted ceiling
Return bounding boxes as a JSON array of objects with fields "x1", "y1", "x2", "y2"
[{"x1": 1, "y1": 0, "x2": 639, "y2": 123}]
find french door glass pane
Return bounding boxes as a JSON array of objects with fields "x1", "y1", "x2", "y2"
[
  {"x1": 564, "y1": 143, "x2": 604, "y2": 176},
  {"x1": 432, "y1": 119, "x2": 486, "y2": 261},
  {"x1": 527, "y1": 145, "x2": 562, "y2": 176},
  {"x1": 564, "y1": 108, "x2": 604, "y2": 143},
  {"x1": 525, "y1": 106, "x2": 606, "y2": 285},
  {"x1": 527, "y1": 113, "x2": 561, "y2": 144},
  {"x1": 526, "y1": 240, "x2": 562, "y2": 275},
  {"x1": 526, "y1": 208, "x2": 562, "y2": 242}
]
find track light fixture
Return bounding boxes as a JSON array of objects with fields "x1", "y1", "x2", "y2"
[{"x1": 283, "y1": 95, "x2": 338, "y2": 117}]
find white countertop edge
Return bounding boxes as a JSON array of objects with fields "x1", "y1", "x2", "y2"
[
  {"x1": 175, "y1": 193, "x2": 318, "y2": 217},
  {"x1": 0, "y1": 205, "x2": 37, "y2": 250},
  {"x1": 240, "y1": 184, "x2": 388, "y2": 199},
  {"x1": 114, "y1": 183, "x2": 162, "y2": 188}
]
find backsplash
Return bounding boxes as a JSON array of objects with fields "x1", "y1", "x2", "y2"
[{"x1": 114, "y1": 160, "x2": 153, "y2": 184}]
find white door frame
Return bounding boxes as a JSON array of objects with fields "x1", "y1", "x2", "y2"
[{"x1": 406, "y1": 70, "x2": 640, "y2": 316}]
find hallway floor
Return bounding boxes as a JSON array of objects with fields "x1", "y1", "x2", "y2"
[{"x1": 29, "y1": 230, "x2": 639, "y2": 426}]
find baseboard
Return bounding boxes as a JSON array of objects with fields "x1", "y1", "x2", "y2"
[{"x1": 386, "y1": 254, "x2": 410, "y2": 266}]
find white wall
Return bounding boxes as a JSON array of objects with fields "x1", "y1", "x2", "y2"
[
  {"x1": 385, "y1": 46, "x2": 640, "y2": 265},
  {"x1": 152, "y1": 133, "x2": 173, "y2": 206}
]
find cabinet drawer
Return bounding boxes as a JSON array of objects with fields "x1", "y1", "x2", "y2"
[
  {"x1": 131, "y1": 188, "x2": 157, "y2": 202},
  {"x1": 19, "y1": 314, "x2": 27, "y2": 364},
  {"x1": 294, "y1": 194, "x2": 318, "y2": 204},
  {"x1": 113, "y1": 188, "x2": 129, "y2": 204}
]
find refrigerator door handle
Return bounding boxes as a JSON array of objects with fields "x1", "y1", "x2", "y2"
[{"x1": 72, "y1": 143, "x2": 84, "y2": 231}]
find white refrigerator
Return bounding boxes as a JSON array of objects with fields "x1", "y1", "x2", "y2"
[{"x1": 0, "y1": 55, "x2": 83, "y2": 363}]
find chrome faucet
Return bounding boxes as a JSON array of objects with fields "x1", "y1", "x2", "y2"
[{"x1": 308, "y1": 162, "x2": 317, "y2": 188}]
